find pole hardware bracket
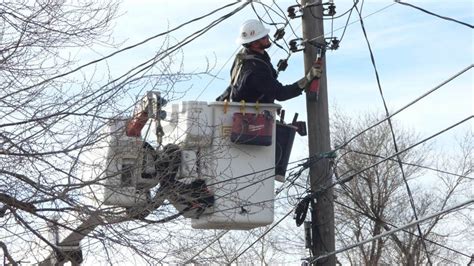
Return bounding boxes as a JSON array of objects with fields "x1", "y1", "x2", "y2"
[
  {"x1": 327, "y1": 37, "x2": 340, "y2": 50},
  {"x1": 287, "y1": 4, "x2": 303, "y2": 19},
  {"x1": 324, "y1": 2, "x2": 336, "y2": 16},
  {"x1": 289, "y1": 38, "x2": 305, "y2": 53},
  {"x1": 306, "y1": 37, "x2": 339, "y2": 51}
]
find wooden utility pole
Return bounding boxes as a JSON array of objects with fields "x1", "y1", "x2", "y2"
[{"x1": 301, "y1": 0, "x2": 335, "y2": 264}]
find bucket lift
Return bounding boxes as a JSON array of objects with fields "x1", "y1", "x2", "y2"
[
  {"x1": 82, "y1": 91, "x2": 292, "y2": 230},
  {"x1": 80, "y1": 90, "x2": 307, "y2": 228},
  {"x1": 45, "y1": 91, "x2": 301, "y2": 264},
  {"x1": 88, "y1": 96, "x2": 282, "y2": 229}
]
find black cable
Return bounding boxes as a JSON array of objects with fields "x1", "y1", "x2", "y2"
[
  {"x1": 251, "y1": 2, "x2": 291, "y2": 54},
  {"x1": 341, "y1": 147, "x2": 472, "y2": 180},
  {"x1": 0, "y1": 2, "x2": 251, "y2": 131},
  {"x1": 305, "y1": 2, "x2": 397, "y2": 47},
  {"x1": 331, "y1": 116, "x2": 472, "y2": 193},
  {"x1": 330, "y1": 1, "x2": 360, "y2": 20},
  {"x1": 395, "y1": 0, "x2": 473, "y2": 29},
  {"x1": 338, "y1": 2, "x2": 355, "y2": 44},
  {"x1": 334, "y1": 200, "x2": 472, "y2": 260},
  {"x1": 333, "y1": 64, "x2": 472, "y2": 152},
  {"x1": 6, "y1": 1, "x2": 245, "y2": 98},
  {"x1": 308, "y1": 199, "x2": 473, "y2": 263},
  {"x1": 271, "y1": 0, "x2": 300, "y2": 38},
  {"x1": 354, "y1": 4, "x2": 432, "y2": 263},
  {"x1": 251, "y1": 2, "x2": 286, "y2": 26},
  {"x1": 294, "y1": 195, "x2": 311, "y2": 226}
]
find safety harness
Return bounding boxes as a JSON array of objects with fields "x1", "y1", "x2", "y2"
[{"x1": 216, "y1": 50, "x2": 274, "y2": 102}]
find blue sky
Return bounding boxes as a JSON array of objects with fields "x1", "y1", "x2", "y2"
[
  {"x1": 67, "y1": 1, "x2": 472, "y2": 263},
  {"x1": 85, "y1": 0, "x2": 472, "y2": 158}
]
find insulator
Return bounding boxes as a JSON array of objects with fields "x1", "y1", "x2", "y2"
[
  {"x1": 277, "y1": 59, "x2": 288, "y2": 72},
  {"x1": 328, "y1": 4, "x2": 336, "y2": 16},
  {"x1": 331, "y1": 39, "x2": 340, "y2": 50},
  {"x1": 287, "y1": 6, "x2": 296, "y2": 19},
  {"x1": 289, "y1": 39, "x2": 300, "y2": 52},
  {"x1": 274, "y1": 28, "x2": 285, "y2": 41},
  {"x1": 287, "y1": 4, "x2": 302, "y2": 19}
]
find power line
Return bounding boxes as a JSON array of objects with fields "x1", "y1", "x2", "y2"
[
  {"x1": 1, "y1": 2, "x2": 252, "y2": 130},
  {"x1": 7, "y1": 1, "x2": 246, "y2": 98},
  {"x1": 195, "y1": 1, "x2": 287, "y2": 100},
  {"x1": 305, "y1": 198, "x2": 474, "y2": 263},
  {"x1": 334, "y1": 199, "x2": 473, "y2": 260},
  {"x1": 184, "y1": 230, "x2": 229, "y2": 264},
  {"x1": 335, "y1": 63, "x2": 472, "y2": 152},
  {"x1": 354, "y1": 0, "x2": 457, "y2": 260},
  {"x1": 229, "y1": 206, "x2": 295, "y2": 263},
  {"x1": 329, "y1": 116, "x2": 472, "y2": 191},
  {"x1": 341, "y1": 147, "x2": 471, "y2": 180},
  {"x1": 40, "y1": 113, "x2": 467, "y2": 240},
  {"x1": 187, "y1": 0, "x2": 472, "y2": 261},
  {"x1": 180, "y1": 154, "x2": 321, "y2": 263},
  {"x1": 395, "y1": 0, "x2": 473, "y2": 29},
  {"x1": 306, "y1": 2, "x2": 396, "y2": 45}
]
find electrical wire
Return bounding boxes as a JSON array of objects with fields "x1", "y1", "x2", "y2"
[
  {"x1": 334, "y1": 64, "x2": 472, "y2": 151},
  {"x1": 252, "y1": 2, "x2": 291, "y2": 53},
  {"x1": 305, "y1": 2, "x2": 396, "y2": 45},
  {"x1": 354, "y1": 2, "x2": 437, "y2": 261},
  {"x1": 195, "y1": 1, "x2": 291, "y2": 100},
  {"x1": 183, "y1": 230, "x2": 229, "y2": 264},
  {"x1": 334, "y1": 200, "x2": 473, "y2": 260},
  {"x1": 105, "y1": 115, "x2": 470, "y2": 226},
  {"x1": 338, "y1": 1, "x2": 355, "y2": 44},
  {"x1": 272, "y1": 0, "x2": 300, "y2": 38},
  {"x1": 229, "y1": 206, "x2": 295, "y2": 263},
  {"x1": 179, "y1": 154, "x2": 324, "y2": 263},
  {"x1": 306, "y1": 198, "x2": 474, "y2": 263},
  {"x1": 5, "y1": 1, "x2": 245, "y2": 99},
  {"x1": 1, "y1": 2, "x2": 251, "y2": 132},
  {"x1": 341, "y1": 147, "x2": 472, "y2": 180},
  {"x1": 142, "y1": 115, "x2": 470, "y2": 228},
  {"x1": 24, "y1": 1, "x2": 473, "y2": 263},
  {"x1": 395, "y1": 0, "x2": 473, "y2": 29},
  {"x1": 331, "y1": 116, "x2": 472, "y2": 191}
]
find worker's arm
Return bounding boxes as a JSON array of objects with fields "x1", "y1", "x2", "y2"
[{"x1": 247, "y1": 67, "x2": 302, "y2": 102}]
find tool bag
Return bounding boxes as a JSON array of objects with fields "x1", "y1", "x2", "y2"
[{"x1": 230, "y1": 101, "x2": 273, "y2": 146}]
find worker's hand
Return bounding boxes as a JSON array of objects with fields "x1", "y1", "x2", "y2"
[
  {"x1": 297, "y1": 65, "x2": 322, "y2": 90},
  {"x1": 306, "y1": 66, "x2": 322, "y2": 81}
]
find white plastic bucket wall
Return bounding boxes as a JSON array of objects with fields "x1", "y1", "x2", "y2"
[
  {"x1": 191, "y1": 101, "x2": 281, "y2": 230},
  {"x1": 102, "y1": 141, "x2": 149, "y2": 207},
  {"x1": 161, "y1": 101, "x2": 213, "y2": 148},
  {"x1": 82, "y1": 119, "x2": 149, "y2": 207}
]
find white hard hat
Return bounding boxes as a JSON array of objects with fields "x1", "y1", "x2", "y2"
[{"x1": 236, "y1": 19, "x2": 270, "y2": 45}]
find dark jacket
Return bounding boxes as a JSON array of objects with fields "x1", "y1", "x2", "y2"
[{"x1": 216, "y1": 49, "x2": 302, "y2": 103}]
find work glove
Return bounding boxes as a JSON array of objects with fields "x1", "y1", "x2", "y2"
[{"x1": 297, "y1": 65, "x2": 322, "y2": 90}]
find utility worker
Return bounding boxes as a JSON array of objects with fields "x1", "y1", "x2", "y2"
[{"x1": 216, "y1": 19, "x2": 322, "y2": 103}]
